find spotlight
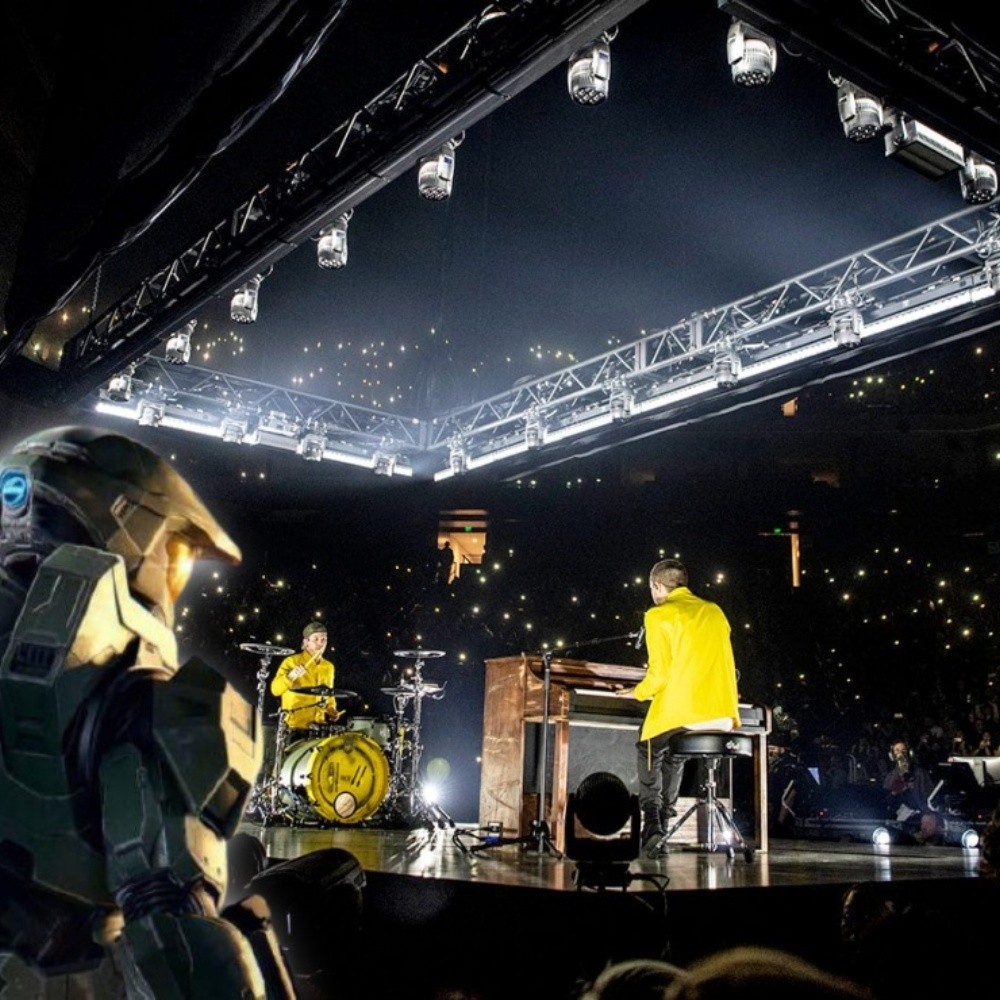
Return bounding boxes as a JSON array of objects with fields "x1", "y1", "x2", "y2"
[
  {"x1": 566, "y1": 771, "x2": 640, "y2": 890},
  {"x1": 448, "y1": 441, "x2": 468, "y2": 476},
  {"x1": 871, "y1": 826, "x2": 893, "y2": 847},
  {"x1": 317, "y1": 209, "x2": 354, "y2": 269},
  {"x1": 713, "y1": 350, "x2": 741, "y2": 388},
  {"x1": 609, "y1": 383, "x2": 633, "y2": 421},
  {"x1": 164, "y1": 318, "x2": 197, "y2": 365},
  {"x1": 829, "y1": 308, "x2": 862, "y2": 347},
  {"x1": 567, "y1": 34, "x2": 612, "y2": 105},
  {"x1": 835, "y1": 79, "x2": 884, "y2": 142},
  {"x1": 418, "y1": 135, "x2": 463, "y2": 201},
  {"x1": 373, "y1": 452, "x2": 397, "y2": 476},
  {"x1": 525, "y1": 412, "x2": 545, "y2": 449},
  {"x1": 960, "y1": 152, "x2": 998, "y2": 205},
  {"x1": 231, "y1": 275, "x2": 264, "y2": 324},
  {"x1": 884, "y1": 111, "x2": 964, "y2": 179},
  {"x1": 727, "y1": 20, "x2": 776, "y2": 88},
  {"x1": 298, "y1": 434, "x2": 326, "y2": 461},
  {"x1": 961, "y1": 828, "x2": 980, "y2": 850},
  {"x1": 221, "y1": 418, "x2": 248, "y2": 444},
  {"x1": 106, "y1": 372, "x2": 133, "y2": 402},
  {"x1": 137, "y1": 402, "x2": 164, "y2": 427}
]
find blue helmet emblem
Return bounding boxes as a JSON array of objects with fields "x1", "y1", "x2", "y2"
[{"x1": 1, "y1": 468, "x2": 30, "y2": 514}]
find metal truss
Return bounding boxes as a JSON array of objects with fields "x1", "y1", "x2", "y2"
[
  {"x1": 51, "y1": 0, "x2": 650, "y2": 401},
  {"x1": 95, "y1": 357, "x2": 426, "y2": 476},
  {"x1": 91, "y1": 202, "x2": 1000, "y2": 480},
  {"x1": 426, "y1": 203, "x2": 1000, "y2": 476}
]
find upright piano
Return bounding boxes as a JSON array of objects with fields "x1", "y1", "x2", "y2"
[{"x1": 478, "y1": 654, "x2": 772, "y2": 853}]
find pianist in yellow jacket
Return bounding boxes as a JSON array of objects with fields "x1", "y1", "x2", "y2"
[{"x1": 623, "y1": 558, "x2": 740, "y2": 854}]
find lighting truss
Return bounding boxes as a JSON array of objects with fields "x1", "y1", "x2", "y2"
[
  {"x1": 93, "y1": 204, "x2": 1000, "y2": 480},
  {"x1": 94, "y1": 357, "x2": 421, "y2": 477},
  {"x1": 425, "y1": 202, "x2": 1000, "y2": 478},
  {"x1": 42, "y1": 0, "x2": 651, "y2": 402}
]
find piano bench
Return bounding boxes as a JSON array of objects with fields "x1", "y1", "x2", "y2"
[{"x1": 650, "y1": 731, "x2": 755, "y2": 862}]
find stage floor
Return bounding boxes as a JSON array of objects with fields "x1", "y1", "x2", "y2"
[
  {"x1": 235, "y1": 820, "x2": 995, "y2": 998},
  {"x1": 241, "y1": 820, "x2": 982, "y2": 893}
]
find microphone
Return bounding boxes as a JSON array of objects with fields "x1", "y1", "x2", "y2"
[{"x1": 633, "y1": 626, "x2": 645, "y2": 650}]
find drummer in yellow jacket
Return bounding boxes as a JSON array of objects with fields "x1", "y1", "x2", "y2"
[
  {"x1": 271, "y1": 621, "x2": 344, "y2": 731},
  {"x1": 621, "y1": 558, "x2": 741, "y2": 856}
]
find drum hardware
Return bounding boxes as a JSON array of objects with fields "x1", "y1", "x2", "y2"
[
  {"x1": 239, "y1": 642, "x2": 295, "y2": 822},
  {"x1": 379, "y1": 650, "x2": 454, "y2": 830}
]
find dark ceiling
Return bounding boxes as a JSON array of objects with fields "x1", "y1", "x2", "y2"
[{"x1": 2, "y1": 1, "x2": 999, "y2": 494}]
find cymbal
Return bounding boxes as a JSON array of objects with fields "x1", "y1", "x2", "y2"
[
  {"x1": 239, "y1": 642, "x2": 295, "y2": 657},
  {"x1": 382, "y1": 681, "x2": 444, "y2": 696},
  {"x1": 393, "y1": 649, "x2": 445, "y2": 659},
  {"x1": 290, "y1": 686, "x2": 358, "y2": 698}
]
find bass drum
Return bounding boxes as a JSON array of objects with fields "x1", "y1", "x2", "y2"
[{"x1": 279, "y1": 732, "x2": 390, "y2": 824}]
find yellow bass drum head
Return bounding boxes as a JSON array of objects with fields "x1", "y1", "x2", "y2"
[{"x1": 297, "y1": 731, "x2": 390, "y2": 824}]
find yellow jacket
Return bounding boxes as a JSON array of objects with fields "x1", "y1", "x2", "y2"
[
  {"x1": 634, "y1": 586, "x2": 740, "y2": 741},
  {"x1": 270, "y1": 649, "x2": 338, "y2": 730}
]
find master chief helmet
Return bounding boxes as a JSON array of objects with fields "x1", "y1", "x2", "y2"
[{"x1": 0, "y1": 425, "x2": 240, "y2": 625}]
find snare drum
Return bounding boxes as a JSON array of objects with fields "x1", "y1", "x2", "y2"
[
  {"x1": 345, "y1": 715, "x2": 393, "y2": 748},
  {"x1": 278, "y1": 732, "x2": 390, "y2": 824}
]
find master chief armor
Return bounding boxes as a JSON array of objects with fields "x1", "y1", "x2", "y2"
[{"x1": 0, "y1": 426, "x2": 294, "y2": 999}]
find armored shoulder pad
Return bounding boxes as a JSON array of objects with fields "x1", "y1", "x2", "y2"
[
  {"x1": 152, "y1": 658, "x2": 258, "y2": 837},
  {"x1": 0, "y1": 543, "x2": 177, "y2": 682}
]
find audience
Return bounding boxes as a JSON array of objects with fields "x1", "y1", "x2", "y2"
[
  {"x1": 661, "y1": 946, "x2": 873, "y2": 1000},
  {"x1": 576, "y1": 958, "x2": 689, "y2": 1000}
]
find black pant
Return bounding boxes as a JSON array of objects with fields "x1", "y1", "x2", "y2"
[{"x1": 637, "y1": 727, "x2": 686, "y2": 822}]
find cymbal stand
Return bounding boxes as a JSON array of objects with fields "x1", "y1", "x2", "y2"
[
  {"x1": 247, "y1": 709, "x2": 293, "y2": 825},
  {"x1": 240, "y1": 643, "x2": 292, "y2": 820},
  {"x1": 386, "y1": 655, "x2": 451, "y2": 829}
]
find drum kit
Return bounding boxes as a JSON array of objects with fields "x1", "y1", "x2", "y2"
[{"x1": 240, "y1": 642, "x2": 452, "y2": 829}]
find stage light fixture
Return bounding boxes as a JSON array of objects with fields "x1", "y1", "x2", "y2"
[
  {"x1": 713, "y1": 350, "x2": 741, "y2": 388},
  {"x1": 525, "y1": 411, "x2": 545, "y2": 449},
  {"x1": 884, "y1": 111, "x2": 964, "y2": 179},
  {"x1": 566, "y1": 771, "x2": 640, "y2": 890},
  {"x1": 835, "y1": 79, "x2": 884, "y2": 142},
  {"x1": 137, "y1": 402, "x2": 165, "y2": 427},
  {"x1": 221, "y1": 418, "x2": 249, "y2": 444},
  {"x1": 164, "y1": 318, "x2": 197, "y2": 364},
  {"x1": 231, "y1": 275, "x2": 264, "y2": 324},
  {"x1": 727, "y1": 20, "x2": 776, "y2": 88},
  {"x1": 298, "y1": 434, "x2": 326, "y2": 461},
  {"x1": 448, "y1": 441, "x2": 468, "y2": 476},
  {"x1": 609, "y1": 383, "x2": 633, "y2": 421},
  {"x1": 961, "y1": 828, "x2": 980, "y2": 850},
  {"x1": 960, "y1": 153, "x2": 998, "y2": 205},
  {"x1": 418, "y1": 135, "x2": 463, "y2": 201},
  {"x1": 871, "y1": 826, "x2": 892, "y2": 847},
  {"x1": 106, "y1": 372, "x2": 133, "y2": 402},
  {"x1": 567, "y1": 33, "x2": 612, "y2": 105},
  {"x1": 373, "y1": 452, "x2": 397, "y2": 476},
  {"x1": 829, "y1": 308, "x2": 862, "y2": 347},
  {"x1": 317, "y1": 209, "x2": 354, "y2": 269}
]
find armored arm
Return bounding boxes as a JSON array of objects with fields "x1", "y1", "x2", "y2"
[{"x1": 100, "y1": 660, "x2": 293, "y2": 999}]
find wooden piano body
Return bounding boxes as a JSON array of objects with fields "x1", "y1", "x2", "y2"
[{"x1": 478, "y1": 654, "x2": 772, "y2": 853}]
